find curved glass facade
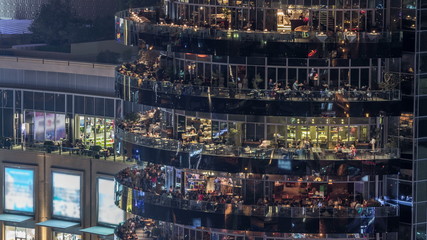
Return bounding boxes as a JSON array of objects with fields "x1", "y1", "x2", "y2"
[{"x1": 112, "y1": 0, "x2": 404, "y2": 238}]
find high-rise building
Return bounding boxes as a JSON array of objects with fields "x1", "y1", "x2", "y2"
[
  {"x1": 396, "y1": 0, "x2": 427, "y2": 239},
  {"x1": 112, "y1": 0, "x2": 411, "y2": 239},
  {"x1": 0, "y1": 0, "x2": 426, "y2": 239},
  {"x1": 0, "y1": 0, "x2": 117, "y2": 20}
]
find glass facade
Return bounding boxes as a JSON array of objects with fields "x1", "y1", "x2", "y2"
[
  {"x1": 0, "y1": 88, "x2": 120, "y2": 149},
  {"x1": 5, "y1": 226, "x2": 35, "y2": 240},
  {"x1": 53, "y1": 232, "x2": 82, "y2": 240},
  {"x1": 76, "y1": 115, "x2": 114, "y2": 147},
  {"x1": 111, "y1": 0, "x2": 408, "y2": 237},
  {"x1": 398, "y1": 0, "x2": 427, "y2": 239},
  {"x1": 166, "y1": 0, "x2": 398, "y2": 33},
  {"x1": 1, "y1": 0, "x2": 427, "y2": 237},
  {"x1": 168, "y1": 54, "x2": 387, "y2": 90}
]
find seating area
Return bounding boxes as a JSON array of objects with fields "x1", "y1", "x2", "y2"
[
  {"x1": 124, "y1": 9, "x2": 390, "y2": 44},
  {"x1": 117, "y1": 108, "x2": 398, "y2": 162},
  {"x1": 116, "y1": 166, "x2": 395, "y2": 217},
  {"x1": 115, "y1": 217, "x2": 157, "y2": 240},
  {"x1": 116, "y1": 63, "x2": 400, "y2": 102}
]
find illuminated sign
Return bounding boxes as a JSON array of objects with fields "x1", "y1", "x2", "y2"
[
  {"x1": 4, "y1": 167, "x2": 34, "y2": 213},
  {"x1": 98, "y1": 179, "x2": 124, "y2": 225},
  {"x1": 52, "y1": 172, "x2": 81, "y2": 219}
]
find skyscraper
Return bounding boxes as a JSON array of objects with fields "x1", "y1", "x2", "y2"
[
  {"x1": 1, "y1": 0, "x2": 426, "y2": 239},
  {"x1": 0, "y1": 0, "x2": 117, "y2": 20},
  {"x1": 113, "y1": 0, "x2": 408, "y2": 239},
  {"x1": 395, "y1": 0, "x2": 427, "y2": 239}
]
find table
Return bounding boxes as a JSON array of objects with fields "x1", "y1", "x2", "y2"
[{"x1": 182, "y1": 133, "x2": 197, "y2": 139}]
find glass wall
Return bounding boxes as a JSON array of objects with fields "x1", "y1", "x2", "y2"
[
  {"x1": 24, "y1": 111, "x2": 66, "y2": 142},
  {"x1": 5, "y1": 226, "x2": 35, "y2": 240},
  {"x1": 0, "y1": 89, "x2": 16, "y2": 140},
  {"x1": 130, "y1": 164, "x2": 382, "y2": 205},
  {"x1": 170, "y1": 54, "x2": 385, "y2": 90},
  {"x1": 0, "y1": 88, "x2": 121, "y2": 149},
  {"x1": 53, "y1": 232, "x2": 82, "y2": 240},
  {"x1": 169, "y1": 0, "x2": 390, "y2": 33},
  {"x1": 174, "y1": 113, "x2": 381, "y2": 150},
  {"x1": 76, "y1": 116, "x2": 114, "y2": 148}
]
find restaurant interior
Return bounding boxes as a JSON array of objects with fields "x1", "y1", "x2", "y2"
[
  {"x1": 118, "y1": 163, "x2": 388, "y2": 208},
  {"x1": 169, "y1": 2, "x2": 386, "y2": 33},
  {"x1": 119, "y1": 107, "x2": 400, "y2": 159}
]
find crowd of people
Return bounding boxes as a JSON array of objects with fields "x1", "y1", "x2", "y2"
[
  {"x1": 258, "y1": 196, "x2": 383, "y2": 209},
  {"x1": 116, "y1": 166, "x2": 387, "y2": 212},
  {"x1": 118, "y1": 61, "x2": 156, "y2": 81},
  {"x1": 116, "y1": 217, "x2": 153, "y2": 240},
  {"x1": 117, "y1": 164, "x2": 165, "y2": 193},
  {"x1": 117, "y1": 165, "x2": 242, "y2": 204}
]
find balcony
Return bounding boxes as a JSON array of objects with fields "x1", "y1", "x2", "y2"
[
  {"x1": 115, "y1": 217, "x2": 157, "y2": 239},
  {"x1": 116, "y1": 72, "x2": 402, "y2": 117},
  {"x1": 115, "y1": 9, "x2": 402, "y2": 58},
  {"x1": 114, "y1": 178, "x2": 399, "y2": 233},
  {"x1": 114, "y1": 218, "x2": 381, "y2": 240},
  {"x1": 117, "y1": 128, "x2": 399, "y2": 175}
]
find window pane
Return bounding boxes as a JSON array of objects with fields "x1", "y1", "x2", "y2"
[{"x1": 417, "y1": 182, "x2": 427, "y2": 202}]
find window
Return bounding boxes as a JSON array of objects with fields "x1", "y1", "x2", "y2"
[
  {"x1": 420, "y1": 10, "x2": 427, "y2": 30},
  {"x1": 418, "y1": 118, "x2": 427, "y2": 138},
  {"x1": 416, "y1": 181, "x2": 427, "y2": 202},
  {"x1": 5, "y1": 226, "x2": 35, "y2": 240},
  {"x1": 53, "y1": 232, "x2": 82, "y2": 240},
  {"x1": 418, "y1": 140, "x2": 427, "y2": 159},
  {"x1": 419, "y1": 53, "x2": 427, "y2": 74},
  {"x1": 416, "y1": 203, "x2": 427, "y2": 223}
]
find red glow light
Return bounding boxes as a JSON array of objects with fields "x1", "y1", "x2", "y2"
[{"x1": 308, "y1": 49, "x2": 317, "y2": 57}]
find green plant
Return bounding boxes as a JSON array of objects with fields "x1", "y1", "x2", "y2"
[{"x1": 380, "y1": 72, "x2": 402, "y2": 90}]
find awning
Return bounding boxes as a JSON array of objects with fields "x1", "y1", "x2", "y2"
[
  {"x1": 80, "y1": 226, "x2": 115, "y2": 236},
  {"x1": 0, "y1": 214, "x2": 32, "y2": 223},
  {"x1": 36, "y1": 219, "x2": 79, "y2": 229}
]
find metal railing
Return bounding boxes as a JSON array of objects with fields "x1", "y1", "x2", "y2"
[
  {"x1": 116, "y1": 180, "x2": 398, "y2": 218},
  {"x1": 116, "y1": 9, "x2": 397, "y2": 44},
  {"x1": 1, "y1": 144, "x2": 122, "y2": 162},
  {"x1": 116, "y1": 72, "x2": 401, "y2": 102},
  {"x1": 116, "y1": 127, "x2": 399, "y2": 161}
]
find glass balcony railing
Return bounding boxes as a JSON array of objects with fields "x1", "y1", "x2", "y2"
[
  {"x1": 0, "y1": 144, "x2": 120, "y2": 162},
  {"x1": 116, "y1": 179, "x2": 398, "y2": 218},
  {"x1": 116, "y1": 127, "x2": 399, "y2": 161},
  {"x1": 116, "y1": 71, "x2": 401, "y2": 102},
  {"x1": 116, "y1": 9, "x2": 399, "y2": 44},
  {"x1": 114, "y1": 218, "x2": 380, "y2": 240}
]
